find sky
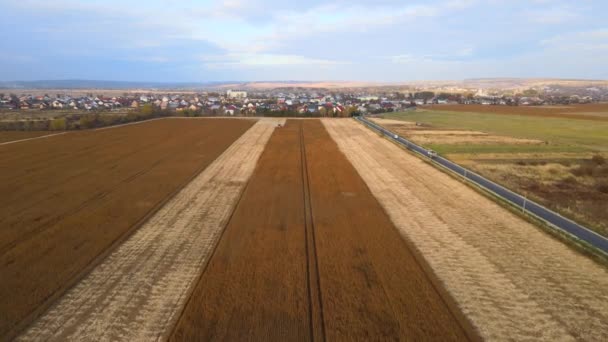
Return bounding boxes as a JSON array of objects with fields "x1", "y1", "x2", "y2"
[{"x1": 0, "y1": 0, "x2": 607, "y2": 82}]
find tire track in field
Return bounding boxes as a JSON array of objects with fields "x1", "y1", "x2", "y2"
[
  {"x1": 299, "y1": 124, "x2": 326, "y2": 342},
  {"x1": 324, "y1": 119, "x2": 608, "y2": 341},
  {"x1": 16, "y1": 119, "x2": 284, "y2": 342}
]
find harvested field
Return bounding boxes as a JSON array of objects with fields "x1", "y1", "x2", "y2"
[
  {"x1": 371, "y1": 118, "x2": 544, "y2": 145},
  {"x1": 171, "y1": 120, "x2": 471, "y2": 341},
  {"x1": 408, "y1": 130, "x2": 540, "y2": 145},
  {"x1": 170, "y1": 120, "x2": 311, "y2": 341},
  {"x1": 17, "y1": 119, "x2": 282, "y2": 341},
  {"x1": 0, "y1": 118, "x2": 255, "y2": 340},
  {"x1": 301, "y1": 120, "x2": 471, "y2": 340},
  {"x1": 0, "y1": 131, "x2": 60, "y2": 144},
  {"x1": 324, "y1": 119, "x2": 608, "y2": 341},
  {"x1": 424, "y1": 103, "x2": 608, "y2": 121}
]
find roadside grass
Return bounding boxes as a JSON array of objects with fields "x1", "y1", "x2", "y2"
[
  {"x1": 384, "y1": 110, "x2": 608, "y2": 152},
  {"x1": 375, "y1": 109, "x2": 608, "y2": 238},
  {"x1": 426, "y1": 143, "x2": 586, "y2": 155},
  {"x1": 362, "y1": 118, "x2": 608, "y2": 261}
]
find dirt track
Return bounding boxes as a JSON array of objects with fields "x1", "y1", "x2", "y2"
[
  {"x1": 16, "y1": 119, "x2": 283, "y2": 341},
  {"x1": 0, "y1": 131, "x2": 64, "y2": 144},
  {"x1": 171, "y1": 120, "x2": 471, "y2": 341},
  {"x1": 0, "y1": 118, "x2": 254, "y2": 340},
  {"x1": 324, "y1": 119, "x2": 608, "y2": 341}
]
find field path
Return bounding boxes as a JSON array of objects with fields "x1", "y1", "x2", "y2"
[
  {"x1": 323, "y1": 119, "x2": 608, "y2": 341},
  {"x1": 17, "y1": 118, "x2": 283, "y2": 341}
]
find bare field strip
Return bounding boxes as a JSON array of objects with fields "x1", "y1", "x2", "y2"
[
  {"x1": 324, "y1": 119, "x2": 608, "y2": 341},
  {"x1": 15, "y1": 119, "x2": 283, "y2": 341},
  {"x1": 0, "y1": 118, "x2": 255, "y2": 339},
  {"x1": 171, "y1": 119, "x2": 471, "y2": 341}
]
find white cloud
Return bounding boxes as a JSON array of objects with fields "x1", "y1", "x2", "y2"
[
  {"x1": 202, "y1": 53, "x2": 348, "y2": 69},
  {"x1": 541, "y1": 28, "x2": 608, "y2": 51},
  {"x1": 525, "y1": 6, "x2": 580, "y2": 24}
]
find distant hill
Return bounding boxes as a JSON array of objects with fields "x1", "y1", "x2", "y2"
[
  {"x1": 0, "y1": 80, "x2": 232, "y2": 90},
  {"x1": 1, "y1": 78, "x2": 607, "y2": 91}
]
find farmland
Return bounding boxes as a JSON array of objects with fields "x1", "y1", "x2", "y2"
[
  {"x1": 377, "y1": 107, "x2": 608, "y2": 236},
  {"x1": 4, "y1": 116, "x2": 608, "y2": 341},
  {"x1": 325, "y1": 119, "x2": 608, "y2": 340},
  {"x1": 17, "y1": 119, "x2": 281, "y2": 341},
  {"x1": 423, "y1": 103, "x2": 608, "y2": 121},
  {"x1": 170, "y1": 120, "x2": 472, "y2": 341},
  {"x1": 0, "y1": 118, "x2": 255, "y2": 339}
]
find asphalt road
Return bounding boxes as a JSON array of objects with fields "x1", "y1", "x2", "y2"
[{"x1": 357, "y1": 116, "x2": 608, "y2": 255}]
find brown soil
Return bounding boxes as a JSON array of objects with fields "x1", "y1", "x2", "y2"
[
  {"x1": 170, "y1": 120, "x2": 311, "y2": 341},
  {"x1": 324, "y1": 119, "x2": 608, "y2": 341},
  {"x1": 16, "y1": 119, "x2": 282, "y2": 341},
  {"x1": 0, "y1": 118, "x2": 255, "y2": 340},
  {"x1": 424, "y1": 104, "x2": 608, "y2": 121},
  {"x1": 170, "y1": 119, "x2": 472, "y2": 341},
  {"x1": 0, "y1": 131, "x2": 60, "y2": 144}
]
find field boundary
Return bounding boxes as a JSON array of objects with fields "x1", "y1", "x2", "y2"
[
  {"x1": 0, "y1": 132, "x2": 67, "y2": 146},
  {"x1": 356, "y1": 116, "x2": 608, "y2": 258}
]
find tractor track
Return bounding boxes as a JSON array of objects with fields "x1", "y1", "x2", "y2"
[{"x1": 299, "y1": 124, "x2": 326, "y2": 342}]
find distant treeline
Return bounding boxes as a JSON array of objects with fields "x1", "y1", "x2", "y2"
[
  {"x1": 0, "y1": 104, "x2": 359, "y2": 131},
  {"x1": 0, "y1": 105, "x2": 172, "y2": 131}
]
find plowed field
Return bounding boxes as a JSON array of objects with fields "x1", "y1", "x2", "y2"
[
  {"x1": 170, "y1": 120, "x2": 473, "y2": 341},
  {"x1": 0, "y1": 118, "x2": 255, "y2": 340}
]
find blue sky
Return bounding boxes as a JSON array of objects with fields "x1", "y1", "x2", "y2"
[{"x1": 0, "y1": 0, "x2": 607, "y2": 82}]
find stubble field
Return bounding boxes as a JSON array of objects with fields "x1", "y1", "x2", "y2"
[{"x1": 0, "y1": 118, "x2": 255, "y2": 339}]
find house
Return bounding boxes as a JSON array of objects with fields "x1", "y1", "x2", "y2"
[
  {"x1": 131, "y1": 100, "x2": 139, "y2": 108},
  {"x1": 227, "y1": 90, "x2": 247, "y2": 99},
  {"x1": 224, "y1": 105, "x2": 238, "y2": 115}
]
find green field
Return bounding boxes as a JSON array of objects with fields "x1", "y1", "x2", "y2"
[
  {"x1": 379, "y1": 108, "x2": 608, "y2": 237},
  {"x1": 384, "y1": 109, "x2": 608, "y2": 154}
]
